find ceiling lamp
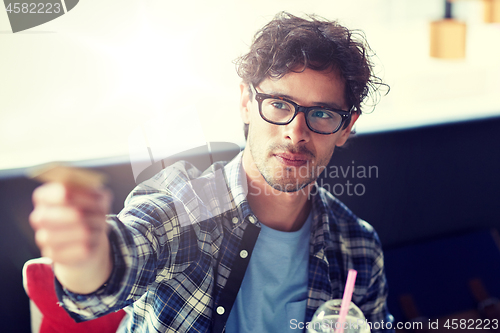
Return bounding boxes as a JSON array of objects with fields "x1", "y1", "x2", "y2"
[
  {"x1": 430, "y1": 0, "x2": 467, "y2": 59},
  {"x1": 483, "y1": 0, "x2": 500, "y2": 23}
]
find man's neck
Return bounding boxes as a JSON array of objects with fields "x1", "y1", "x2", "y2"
[{"x1": 242, "y1": 150, "x2": 313, "y2": 232}]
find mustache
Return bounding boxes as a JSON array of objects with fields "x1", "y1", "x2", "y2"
[{"x1": 270, "y1": 144, "x2": 315, "y2": 159}]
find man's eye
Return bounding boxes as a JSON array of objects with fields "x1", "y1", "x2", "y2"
[
  {"x1": 271, "y1": 102, "x2": 290, "y2": 110},
  {"x1": 311, "y1": 110, "x2": 332, "y2": 119}
]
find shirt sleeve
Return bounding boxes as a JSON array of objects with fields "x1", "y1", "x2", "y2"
[{"x1": 361, "y1": 230, "x2": 395, "y2": 333}]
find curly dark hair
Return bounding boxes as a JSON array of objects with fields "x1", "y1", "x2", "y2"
[{"x1": 235, "y1": 12, "x2": 388, "y2": 139}]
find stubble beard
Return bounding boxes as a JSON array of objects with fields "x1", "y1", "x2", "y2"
[{"x1": 249, "y1": 140, "x2": 324, "y2": 193}]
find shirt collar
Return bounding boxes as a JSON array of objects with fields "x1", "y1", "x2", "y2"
[{"x1": 223, "y1": 151, "x2": 255, "y2": 225}]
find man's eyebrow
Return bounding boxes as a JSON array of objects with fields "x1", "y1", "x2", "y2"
[{"x1": 266, "y1": 91, "x2": 345, "y2": 110}]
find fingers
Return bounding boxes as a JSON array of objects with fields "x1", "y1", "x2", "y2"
[
  {"x1": 32, "y1": 183, "x2": 112, "y2": 214},
  {"x1": 30, "y1": 182, "x2": 112, "y2": 266},
  {"x1": 30, "y1": 205, "x2": 107, "y2": 230},
  {"x1": 41, "y1": 244, "x2": 91, "y2": 266},
  {"x1": 35, "y1": 225, "x2": 90, "y2": 247},
  {"x1": 35, "y1": 224, "x2": 102, "y2": 265}
]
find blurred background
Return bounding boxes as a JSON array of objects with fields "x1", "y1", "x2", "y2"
[{"x1": 1, "y1": 0, "x2": 500, "y2": 332}]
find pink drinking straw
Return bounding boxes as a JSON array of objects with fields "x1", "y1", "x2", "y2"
[{"x1": 336, "y1": 269, "x2": 358, "y2": 333}]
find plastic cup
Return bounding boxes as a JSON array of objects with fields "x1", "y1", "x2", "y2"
[{"x1": 307, "y1": 299, "x2": 371, "y2": 333}]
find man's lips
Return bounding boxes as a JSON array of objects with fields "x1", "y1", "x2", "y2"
[{"x1": 274, "y1": 153, "x2": 310, "y2": 167}]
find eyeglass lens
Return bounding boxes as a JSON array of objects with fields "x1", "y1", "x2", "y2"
[{"x1": 260, "y1": 98, "x2": 343, "y2": 133}]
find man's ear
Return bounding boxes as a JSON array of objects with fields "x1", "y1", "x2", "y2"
[
  {"x1": 239, "y1": 82, "x2": 251, "y2": 124},
  {"x1": 335, "y1": 113, "x2": 360, "y2": 147}
]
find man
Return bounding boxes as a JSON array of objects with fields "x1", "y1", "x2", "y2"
[{"x1": 30, "y1": 12, "x2": 393, "y2": 333}]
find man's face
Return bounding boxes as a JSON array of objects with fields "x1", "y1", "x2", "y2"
[{"x1": 240, "y1": 68, "x2": 359, "y2": 193}]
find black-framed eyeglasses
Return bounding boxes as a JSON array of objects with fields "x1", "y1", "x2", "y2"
[{"x1": 250, "y1": 84, "x2": 353, "y2": 135}]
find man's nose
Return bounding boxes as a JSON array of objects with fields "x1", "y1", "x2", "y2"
[{"x1": 282, "y1": 111, "x2": 311, "y2": 145}]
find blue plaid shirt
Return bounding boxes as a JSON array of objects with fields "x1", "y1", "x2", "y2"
[{"x1": 56, "y1": 152, "x2": 393, "y2": 332}]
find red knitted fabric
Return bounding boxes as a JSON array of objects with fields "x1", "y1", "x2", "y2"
[{"x1": 25, "y1": 261, "x2": 125, "y2": 333}]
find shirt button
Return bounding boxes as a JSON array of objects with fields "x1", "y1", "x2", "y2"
[
  {"x1": 232, "y1": 217, "x2": 238, "y2": 224},
  {"x1": 240, "y1": 250, "x2": 248, "y2": 259},
  {"x1": 216, "y1": 306, "x2": 225, "y2": 315},
  {"x1": 248, "y1": 216, "x2": 256, "y2": 223}
]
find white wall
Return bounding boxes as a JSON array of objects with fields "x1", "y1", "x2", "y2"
[{"x1": 1, "y1": 0, "x2": 499, "y2": 170}]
